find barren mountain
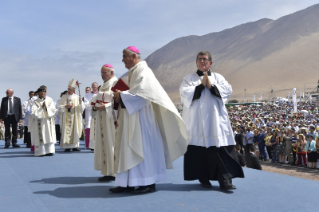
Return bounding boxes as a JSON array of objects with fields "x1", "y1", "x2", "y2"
[{"x1": 145, "y1": 4, "x2": 319, "y2": 103}]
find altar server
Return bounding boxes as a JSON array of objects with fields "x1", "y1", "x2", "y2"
[{"x1": 180, "y1": 51, "x2": 244, "y2": 190}]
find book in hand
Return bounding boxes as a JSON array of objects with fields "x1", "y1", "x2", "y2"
[
  {"x1": 111, "y1": 79, "x2": 130, "y2": 110},
  {"x1": 111, "y1": 79, "x2": 129, "y2": 92}
]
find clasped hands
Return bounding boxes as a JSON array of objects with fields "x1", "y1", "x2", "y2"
[{"x1": 201, "y1": 72, "x2": 212, "y2": 88}]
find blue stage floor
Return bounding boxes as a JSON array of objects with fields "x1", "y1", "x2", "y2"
[{"x1": 1, "y1": 139, "x2": 318, "y2": 212}]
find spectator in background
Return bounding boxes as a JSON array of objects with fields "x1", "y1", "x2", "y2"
[
  {"x1": 270, "y1": 131, "x2": 279, "y2": 163},
  {"x1": 291, "y1": 129, "x2": 298, "y2": 165},
  {"x1": 245, "y1": 127, "x2": 254, "y2": 155},
  {"x1": 306, "y1": 135, "x2": 317, "y2": 169},
  {"x1": 256, "y1": 128, "x2": 266, "y2": 161},
  {"x1": 235, "y1": 144, "x2": 246, "y2": 167},
  {"x1": 0, "y1": 89, "x2": 22, "y2": 148},
  {"x1": 265, "y1": 131, "x2": 272, "y2": 161},
  {"x1": 295, "y1": 134, "x2": 307, "y2": 167},
  {"x1": 245, "y1": 145, "x2": 262, "y2": 170},
  {"x1": 278, "y1": 130, "x2": 286, "y2": 164}
]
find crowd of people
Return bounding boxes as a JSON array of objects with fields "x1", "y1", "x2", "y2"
[{"x1": 228, "y1": 102, "x2": 319, "y2": 169}]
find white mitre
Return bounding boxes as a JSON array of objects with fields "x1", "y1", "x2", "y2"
[{"x1": 68, "y1": 79, "x2": 77, "y2": 89}]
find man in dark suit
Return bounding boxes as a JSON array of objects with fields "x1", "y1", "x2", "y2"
[
  {"x1": 0, "y1": 89, "x2": 22, "y2": 148},
  {"x1": 245, "y1": 145, "x2": 262, "y2": 170},
  {"x1": 235, "y1": 144, "x2": 246, "y2": 167}
]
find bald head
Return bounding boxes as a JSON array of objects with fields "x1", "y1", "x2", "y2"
[{"x1": 6, "y1": 89, "x2": 14, "y2": 97}]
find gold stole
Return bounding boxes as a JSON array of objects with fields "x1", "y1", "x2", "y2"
[{"x1": 63, "y1": 98, "x2": 75, "y2": 144}]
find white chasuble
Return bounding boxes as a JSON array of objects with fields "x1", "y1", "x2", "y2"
[
  {"x1": 90, "y1": 77, "x2": 118, "y2": 176},
  {"x1": 113, "y1": 61, "x2": 189, "y2": 187},
  {"x1": 58, "y1": 94, "x2": 85, "y2": 149},
  {"x1": 30, "y1": 97, "x2": 57, "y2": 156},
  {"x1": 179, "y1": 72, "x2": 235, "y2": 148}
]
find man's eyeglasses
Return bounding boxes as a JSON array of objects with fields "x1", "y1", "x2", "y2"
[{"x1": 197, "y1": 58, "x2": 210, "y2": 62}]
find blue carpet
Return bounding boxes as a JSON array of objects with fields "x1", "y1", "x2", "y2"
[{"x1": 0, "y1": 139, "x2": 318, "y2": 212}]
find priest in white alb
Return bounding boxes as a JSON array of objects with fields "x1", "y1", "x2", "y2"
[
  {"x1": 58, "y1": 79, "x2": 85, "y2": 152},
  {"x1": 110, "y1": 46, "x2": 189, "y2": 194},
  {"x1": 83, "y1": 82, "x2": 98, "y2": 149},
  {"x1": 180, "y1": 51, "x2": 244, "y2": 190},
  {"x1": 30, "y1": 87, "x2": 56, "y2": 157},
  {"x1": 90, "y1": 64, "x2": 118, "y2": 181}
]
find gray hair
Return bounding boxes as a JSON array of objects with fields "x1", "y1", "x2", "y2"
[
  {"x1": 196, "y1": 51, "x2": 212, "y2": 62},
  {"x1": 92, "y1": 82, "x2": 98, "y2": 86},
  {"x1": 123, "y1": 48, "x2": 141, "y2": 59}
]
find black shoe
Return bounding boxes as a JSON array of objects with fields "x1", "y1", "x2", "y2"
[
  {"x1": 199, "y1": 180, "x2": 212, "y2": 188},
  {"x1": 12, "y1": 144, "x2": 20, "y2": 148},
  {"x1": 131, "y1": 184, "x2": 156, "y2": 195},
  {"x1": 4, "y1": 146, "x2": 9, "y2": 149},
  {"x1": 98, "y1": 176, "x2": 115, "y2": 181},
  {"x1": 90, "y1": 149, "x2": 94, "y2": 152},
  {"x1": 220, "y1": 183, "x2": 236, "y2": 190},
  {"x1": 109, "y1": 186, "x2": 135, "y2": 193},
  {"x1": 45, "y1": 153, "x2": 54, "y2": 156},
  {"x1": 72, "y1": 148, "x2": 81, "y2": 151},
  {"x1": 64, "y1": 149, "x2": 71, "y2": 152}
]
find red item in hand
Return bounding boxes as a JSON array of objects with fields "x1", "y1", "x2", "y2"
[
  {"x1": 111, "y1": 79, "x2": 129, "y2": 110},
  {"x1": 111, "y1": 79, "x2": 129, "y2": 92}
]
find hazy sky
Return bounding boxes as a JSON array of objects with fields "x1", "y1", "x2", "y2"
[{"x1": 0, "y1": 0, "x2": 318, "y2": 101}]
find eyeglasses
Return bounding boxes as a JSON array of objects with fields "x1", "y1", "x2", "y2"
[{"x1": 196, "y1": 58, "x2": 210, "y2": 62}]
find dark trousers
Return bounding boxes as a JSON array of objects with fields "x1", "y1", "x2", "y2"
[
  {"x1": 297, "y1": 153, "x2": 307, "y2": 166},
  {"x1": 246, "y1": 144, "x2": 252, "y2": 154},
  {"x1": 19, "y1": 127, "x2": 23, "y2": 139},
  {"x1": 24, "y1": 126, "x2": 31, "y2": 148},
  {"x1": 237, "y1": 142, "x2": 244, "y2": 154},
  {"x1": 55, "y1": 125, "x2": 61, "y2": 144},
  {"x1": 266, "y1": 146, "x2": 272, "y2": 160},
  {"x1": 4, "y1": 115, "x2": 18, "y2": 146},
  {"x1": 258, "y1": 143, "x2": 266, "y2": 159}
]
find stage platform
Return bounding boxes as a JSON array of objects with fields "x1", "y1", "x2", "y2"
[{"x1": 1, "y1": 139, "x2": 318, "y2": 212}]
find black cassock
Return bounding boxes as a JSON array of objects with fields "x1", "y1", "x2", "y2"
[{"x1": 182, "y1": 70, "x2": 244, "y2": 184}]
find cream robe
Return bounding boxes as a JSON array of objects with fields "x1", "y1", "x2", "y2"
[
  {"x1": 30, "y1": 97, "x2": 56, "y2": 156},
  {"x1": 91, "y1": 77, "x2": 118, "y2": 176},
  {"x1": 58, "y1": 94, "x2": 85, "y2": 149},
  {"x1": 113, "y1": 61, "x2": 189, "y2": 186},
  {"x1": 179, "y1": 72, "x2": 235, "y2": 147}
]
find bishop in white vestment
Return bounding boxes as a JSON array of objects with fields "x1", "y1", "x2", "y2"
[
  {"x1": 30, "y1": 87, "x2": 56, "y2": 157},
  {"x1": 91, "y1": 64, "x2": 118, "y2": 181},
  {"x1": 110, "y1": 46, "x2": 188, "y2": 194},
  {"x1": 180, "y1": 51, "x2": 244, "y2": 190},
  {"x1": 58, "y1": 79, "x2": 85, "y2": 152}
]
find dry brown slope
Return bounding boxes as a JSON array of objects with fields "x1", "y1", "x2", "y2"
[{"x1": 146, "y1": 4, "x2": 319, "y2": 102}]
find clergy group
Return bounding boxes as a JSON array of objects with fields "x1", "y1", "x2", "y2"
[{"x1": 3, "y1": 46, "x2": 244, "y2": 195}]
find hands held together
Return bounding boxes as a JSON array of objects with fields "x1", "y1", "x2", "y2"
[{"x1": 201, "y1": 72, "x2": 212, "y2": 88}]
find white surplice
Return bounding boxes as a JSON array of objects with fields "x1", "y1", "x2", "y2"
[
  {"x1": 90, "y1": 77, "x2": 118, "y2": 176},
  {"x1": 30, "y1": 97, "x2": 56, "y2": 156},
  {"x1": 179, "y1": 72, "x2": 235, "y2": 148},
  {"x1": 58, "y1": 94, "x2": 85, "y2": 149},
  {"x1": 84, "y1": 92, "x2": 97, "y2": 129},
  {"x1": 115, "y1": 92, "x2": 166, "y2": 187}
]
